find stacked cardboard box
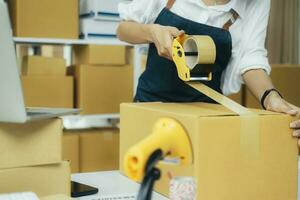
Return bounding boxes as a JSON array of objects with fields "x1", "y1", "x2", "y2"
[
  {"x1": 0, "y1": 119, "x2": 71, "y2": 198},
  {"x1": 21, "y1": 56, "x2": 74, "y2": 108},
  {"x1": 8, "y1": 0, "x2": 78, "y2": 39},
  {"x1": 73, "y1": 45, "x2": 133, "y2": 114},
  {"x1": 120, "y1": 103, "x2": 298, "y2": 199},
  {"x1": 62, "y1": 128, "x2": 120, "y2": 173},
  {"x1": 245, "y1": 65, "x2": 300, "y2": 108},
  {"x1": 62, "y1": 132, "x2": 80, "y2": 173}
]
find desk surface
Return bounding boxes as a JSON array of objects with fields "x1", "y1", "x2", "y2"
[
  {"x1": 72, "y1": 171, "x2": 168, "y2": 200},
  {"x1": 72, "y1": 160, "x2": 300, "y2": 200}
]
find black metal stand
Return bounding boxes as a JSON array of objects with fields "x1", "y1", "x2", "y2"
[{"x1": 137, "y1": 149, "x2": 164, "y2": 200}]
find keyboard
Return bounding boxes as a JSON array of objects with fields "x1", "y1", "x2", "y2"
[{"x1": 0, "y1": 192, "x2": 39, "y2": 200}]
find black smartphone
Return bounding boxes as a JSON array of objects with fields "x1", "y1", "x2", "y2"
[{"x1": 71, "y1": 181, "x2": 99, "y2": 198}]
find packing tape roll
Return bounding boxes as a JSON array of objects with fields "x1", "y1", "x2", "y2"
[
  {"x1": 189, "y1": 83, "x2": 260, "y2": 159},
  {"x1": 183, "y1": 36, "x2": 216, "y2": 69}
]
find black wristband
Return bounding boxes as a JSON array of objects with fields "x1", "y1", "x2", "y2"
[{"x1": 260, "y1": 88, "x2": 283, "y2": 110}]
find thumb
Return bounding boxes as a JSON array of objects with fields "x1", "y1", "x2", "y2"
[{"x1": 168, "y1": 27, "x2": 185, "y2": 37}]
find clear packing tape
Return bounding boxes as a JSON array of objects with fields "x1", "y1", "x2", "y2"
[{"x1": 178, "y1": 35, "x2": 260, "y2": 159}]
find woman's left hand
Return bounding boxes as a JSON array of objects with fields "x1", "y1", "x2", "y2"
[{"x1": 264, "y1": 91, "x2": 300, "y2": 145}]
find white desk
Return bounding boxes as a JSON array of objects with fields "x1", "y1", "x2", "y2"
[{"x1": 72, "y1": 171, "x2": 168, "y2": 200}]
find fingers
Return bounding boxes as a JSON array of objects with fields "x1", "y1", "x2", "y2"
[
  {"x1": 290, "y1": 120, "x2": 300, "y2": 129},
  {"x1": 156, "y1": 32, "x2": 175, "y2": 60},
  {"x1": 167, "y1": 26, "x2": 185, "y2": 38},
  {"x1": 286, "y1": 102, "x2": 300, "y2": 116},
  {"x1": 154, "y1": 25, "x2": 185, "y2": 60},
  {"x1": 293, "y1": 130, "x2": 300, "y2": 137}
]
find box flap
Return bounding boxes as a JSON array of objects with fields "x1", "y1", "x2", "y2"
[{"x1": 122, "y1": 103, "x2": 282, "y2": 117}]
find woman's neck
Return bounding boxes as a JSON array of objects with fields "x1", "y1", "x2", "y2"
[{"x1": 202, "y1": 0, "x2": 230, "y2": 6}]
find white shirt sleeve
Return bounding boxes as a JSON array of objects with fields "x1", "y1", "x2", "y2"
[
  {"x1": 118, "y1": 0, "x2": 166, "y2": 24},
  {"x1": 238, "y1": 0, "x2": 271, "y2": 78},
  {"x1": 222, "y1": 0, "x2": 271, "y2": 95}
]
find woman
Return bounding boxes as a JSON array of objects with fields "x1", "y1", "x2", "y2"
[{"x1": 117, "y1": 0, "x2": 300, "y2": 143}]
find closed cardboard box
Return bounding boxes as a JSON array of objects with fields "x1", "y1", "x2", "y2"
[
  {"x1": 63, "y1": 132, "x2": 80, "y2": 173},
  {"x1": 41, "y1": 195, "x2": 72, "y2": 200},
  {"x1": 79, "y1": 128, "x2": 119, "y2": 172},
  {"x1": 0, "y1": 161, "x2": 71, "y2": 197},
  {"x1": 0, "y1": 119, "x2": 62, "y2": 169},
  {"x1": 22, "y1": 56, "x2": 66, "y2": 76},
  {"x1": 246, "y1": 65, "x2": 300, "y2": 108},
  {"x1": 74, "y1": 65, "x2": 133, "y2": 114},
  {"x1": 41, "y1": 46, "x2": 65, "y2": 58},
  {"x1": 8, "y1": 0, "x2": 78, "y2": 39},
  {"x1": 120, "y1": 103, "x2": 298, "y2": 200},
  {"x1": 74, "y1": 45, "x2": 127, "y2": 65},
  {"x1": 22, "y1": 76, "x2": 74, "y2": 108}
]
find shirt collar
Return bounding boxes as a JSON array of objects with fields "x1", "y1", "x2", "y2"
[{"x1": 195, "y1": 0, "x2": 245, "y2": 18}]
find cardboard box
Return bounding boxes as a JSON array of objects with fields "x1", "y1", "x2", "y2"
[
  {"x1": 120, "y1": 103, "x2": 298, "y2": 200},
  {"x1": 0, "y1": 119, "x2": 62, "y2": 169},
  {"x1": 0, "y1": 161, "x2": 71, "y2": 197},
  {"x1": 41, "y1": 46, "x2": 64, "y2": 58},
  {"x1": 16, "y1": 44, "x2": 29, "y2": 70},
  {"x1": 41, "y1": 195, "x2": 72, "y2": 200},
  {"x1": 22, "y1": 76, "x2": 74, "y2": 108},
  {"x1": 63, "y1": 132, "x2": 80, "y2": 173},
  {"x1": 74, "y1": 65, "x2": 133, "y2": 114},
  {"x1": 8, "y1": 0, "x2": 78, "y2": 39},
  {"x1": 22, "y1": 56, "x2": 66, "y2": 76},
  {"x1": 79, "y1": 128, "x2": 119, "y2": 172},
  {"x1": 74, "y1": 45, "x2": 127, "y2": 65},
  {"x1": 246, "y1": 65, "x2": 300, "y2": 108}
]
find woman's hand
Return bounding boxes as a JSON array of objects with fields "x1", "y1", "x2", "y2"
[
  {"x1": 149, "y1": 24, "x2": 185, "y2": 60},
  {"x1": 264, "y1": 91, "x2": 300, "y2": 145}
]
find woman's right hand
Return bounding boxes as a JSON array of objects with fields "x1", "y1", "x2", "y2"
[{"x1": 148, "y1": 24, "x2": 185, "y2": 60}]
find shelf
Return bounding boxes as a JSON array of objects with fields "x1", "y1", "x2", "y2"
[
  {"x1": 14, "y1": 37, "x2": 131, "y2": 46},
  {"x1": 61, "y1": 114, "x2": 120, "y2": 130}
]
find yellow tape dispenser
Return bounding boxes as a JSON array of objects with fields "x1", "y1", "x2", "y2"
[
  {"x1": 124, "y1": 118, "x2": 193, "y2": 181},
  {"x1": 172, "y1": 34, "x2": 216, "y2": 82},
  {"x1": 123, "y1": 118, "x2": 193, "y2": 200}
]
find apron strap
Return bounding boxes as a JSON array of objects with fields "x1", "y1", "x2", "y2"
[
  {"x1": 166, "y1": 0, "x2": 176, "y2": 10},
  {"x1": 223, "y1": 9, "x2": 239, "y2": 30}
]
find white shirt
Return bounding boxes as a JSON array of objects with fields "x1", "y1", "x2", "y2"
[{"x1": 118, "y1": 0, "x2": 271, "y2": 95}]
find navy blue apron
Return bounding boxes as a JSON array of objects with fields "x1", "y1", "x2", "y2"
[{"x1": 134, "y1": 0, "x2": 238, "y2": 102}]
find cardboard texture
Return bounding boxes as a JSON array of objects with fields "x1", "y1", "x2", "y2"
[
  {"x1": 22, "y1": 56, "x2": 66, "y2": 76},
  {"x1": 41, "y1": 46, "x2": 65, "y2": 58},
  {"x1": 246, "y1": 65, "x2": 300, "y2": 108},
  {"x1": 0, "y1": 119, "x2": 62, "y2": 169},
  {"x1": 63, "y1": 132, "x2": 80, "y2": 173},
  {"x1": 21, "y1": 76, "x2": 74, "y2": 108},
  {"x1": 8, "y1": 0, "x2": 78, "y2": 39},
  {"x1": 74, "y1": 45, "x2": 127, "y2": 65},
  {"x1": 74, "y1": 65, "x2": 133, "y2": 114},
  {"x1": 120, "y1": 103, "x2": 298, "y2": 200},
  {"x1": 79, "y1": 128, "x2": 119, "y2": 172},
  {"x1": 41, "y1": 195, "x2": 72, "y2": 200},
  {"x1": 0, "y1": 161, "x2": 71, "y2": 197}
]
